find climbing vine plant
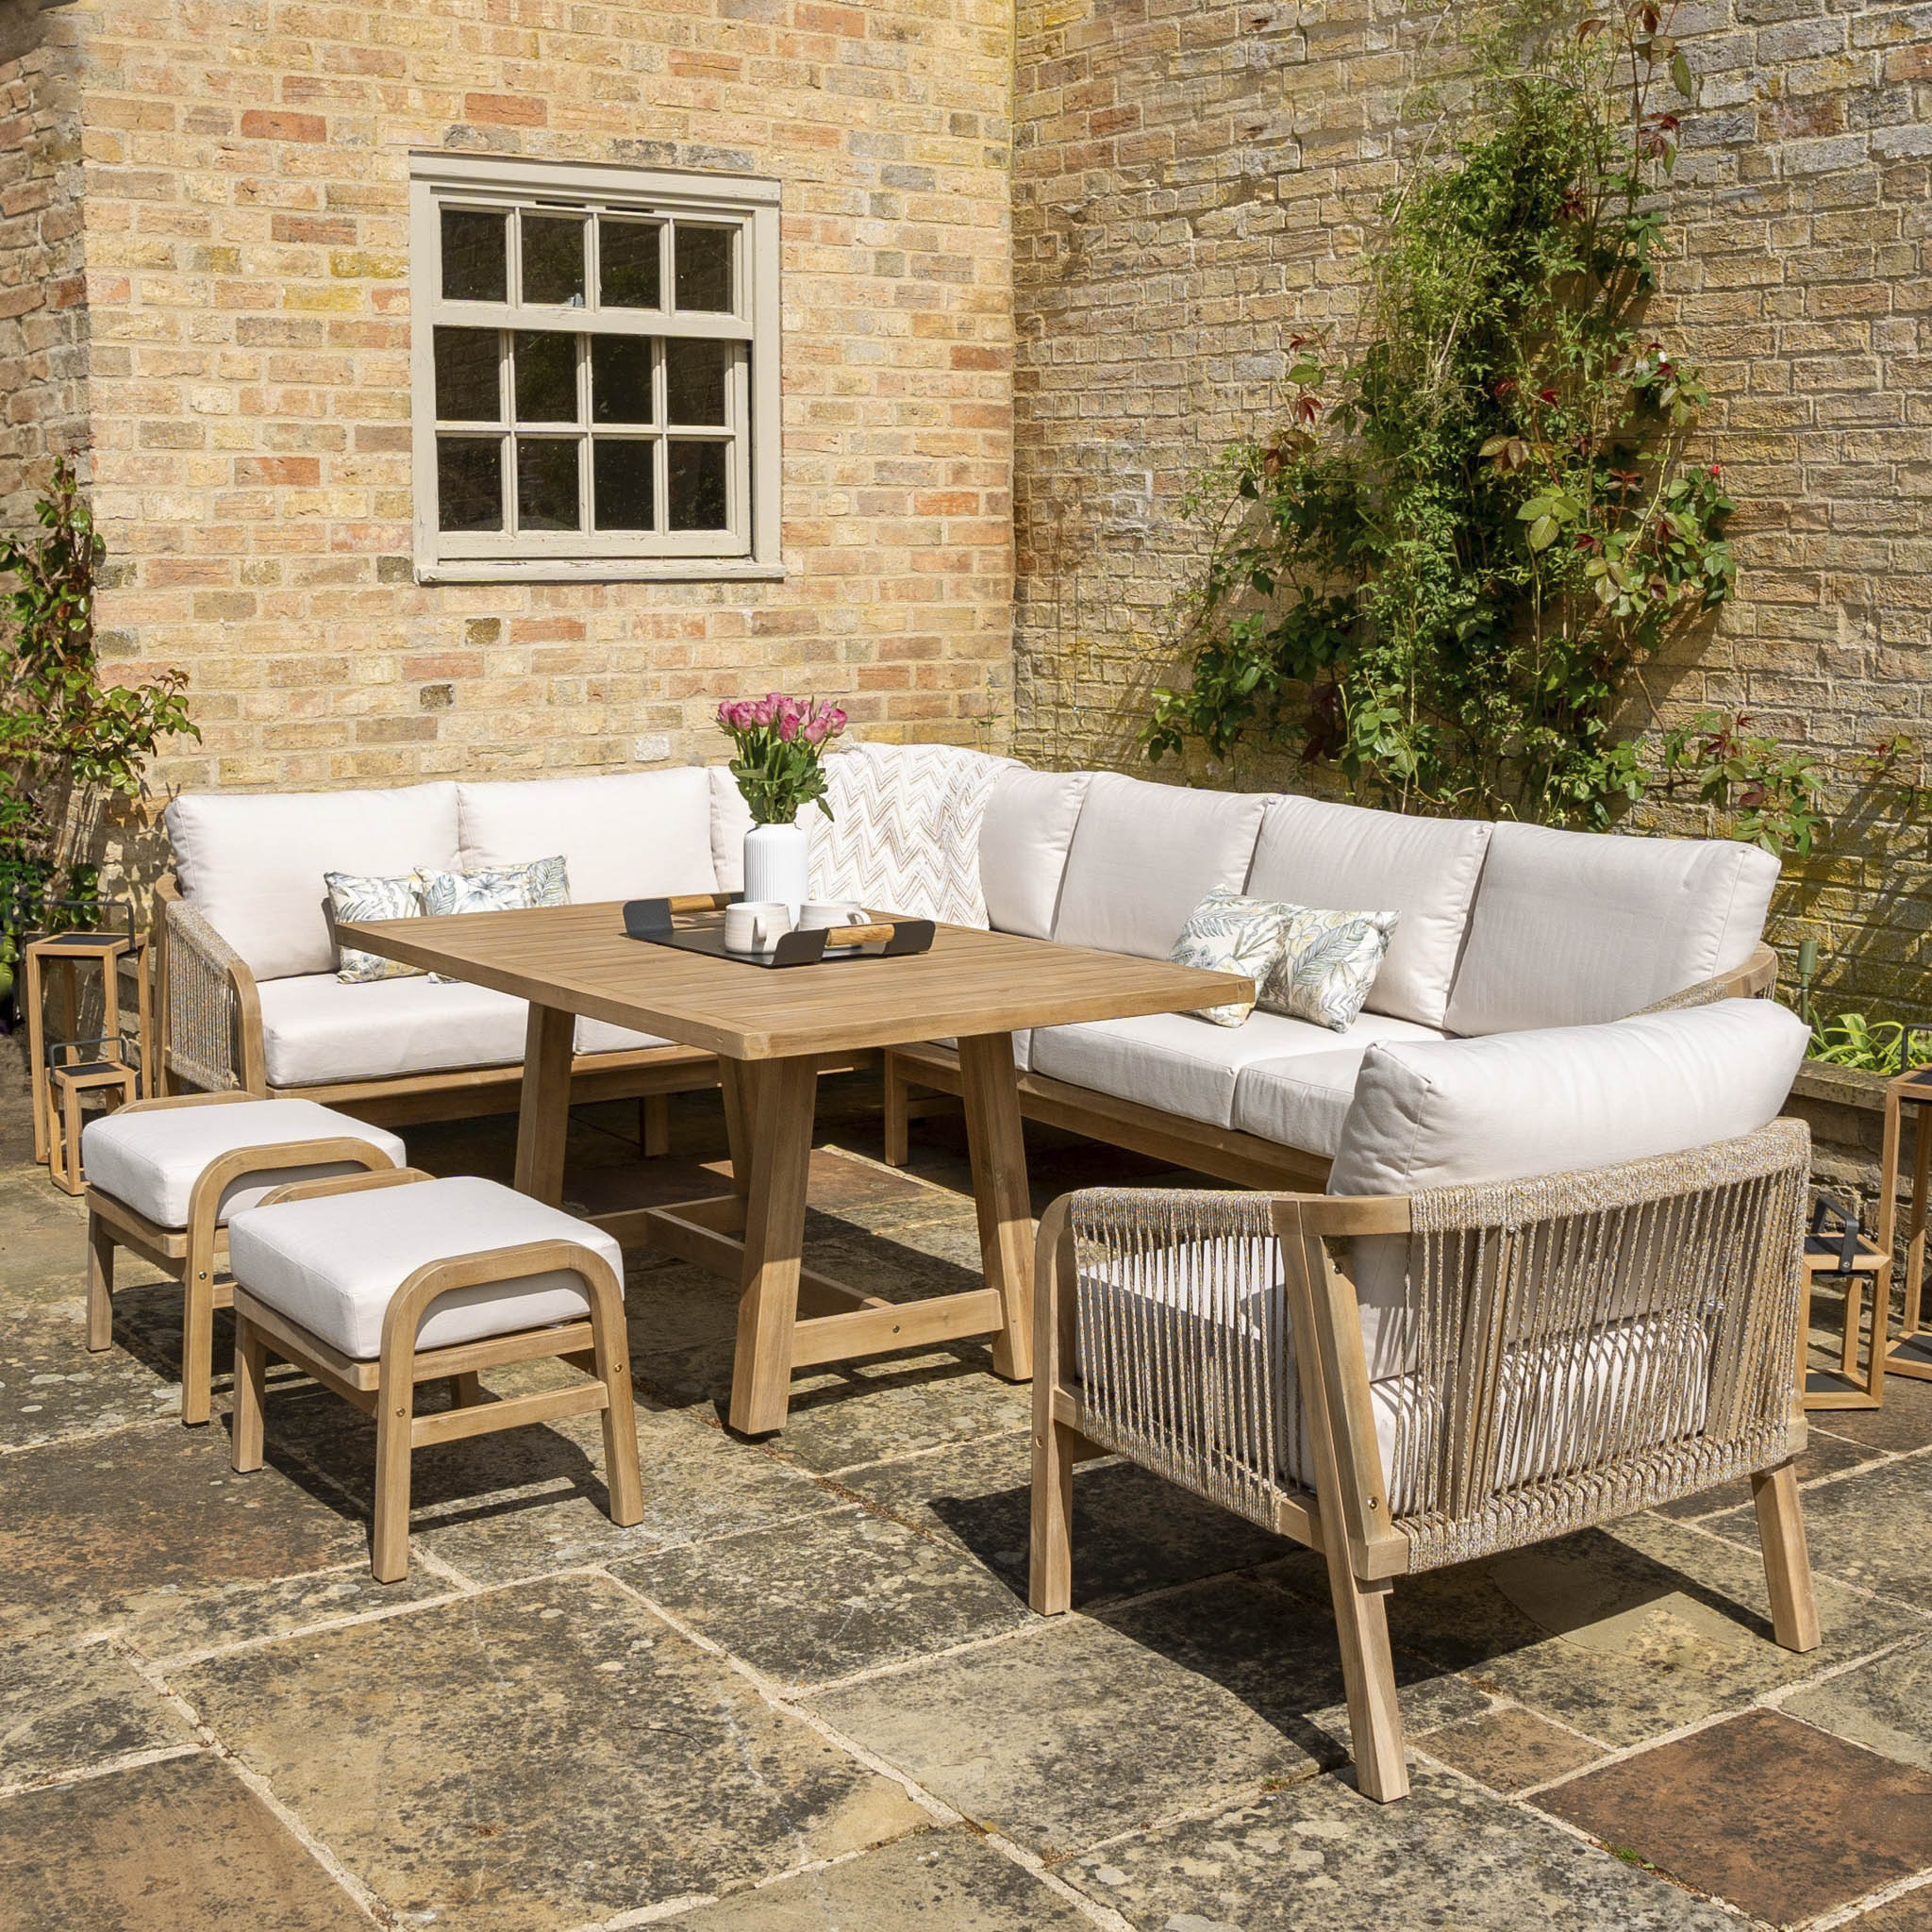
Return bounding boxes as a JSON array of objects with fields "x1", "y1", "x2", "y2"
[{"x1": 1145, "y1": 1, "x2": 1736, "y2": 828}]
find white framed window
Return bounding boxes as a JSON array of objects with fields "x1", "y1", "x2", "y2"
[{"x1": 408, "y1": 153, "x2": 782, "y2": 583}]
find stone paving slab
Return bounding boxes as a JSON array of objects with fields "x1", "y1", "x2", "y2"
[
  {"x1": 617, "y1": 1504, "x2": 1034, "y2": 1689},
  {"x1": 641, "y1": 1333, "x2": 1033, "y2": 1475},
  {"x1": 252, "y1": 1377, "x2": 843, "y2": 1583},
  {"x1": 0, "y1": 1319, "x2": 185, "y2": 1449},
  {"x1": 1859, "y1": 1885, "x2": 1932, "y2": 1930},
  {"x1": 1415, "y1": 1705, "x2": 1607, "y2": 1793},
  {"x1": 836, "y1": 1428, "x2": 1298, "y2": 1607},
  {"x1": 0, "y1": 1630, "x2": 196, "y2": 1787},
  {"x1": 1704, "y1": 1451, "x2": 1932, "y2": 1610},
  {"x1": 1064, "y1": 1767, "x2": 1745, "y2": 1931},
  {"x1": 812, "y1": 1572, "x2": 1484, "y2": 1861},
  {"x1": 173, "y1": 1572, "x2": 928, "y2": 1932},
  {"x1": 659, "y1": 1826, "x2": 1096, "y2": 1928},
  {"x1": 1784, "y1": 1635, "x2": 1932, "y2": 1774},
  {"x1": 1291, "y1": 1512, "x2": 1913, "y2": 1749},
  {"x1": 1539, "y1": 1708, "x2": 1932, "y2": 1925},
  {"x1": 0, "y1": 1750, "x2": 369, "y2": 1932},
  {"x1": 0, "y1": 1421, "x2": 374, "y2": 1636}
]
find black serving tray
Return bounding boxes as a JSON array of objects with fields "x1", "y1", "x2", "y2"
[{"x1": 621, "y1": 899, "x2": 935, "y2": 969}]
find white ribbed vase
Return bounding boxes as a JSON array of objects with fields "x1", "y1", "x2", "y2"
[{"x1": 741, "y1": 823, "x2": 809, "y2": 923}]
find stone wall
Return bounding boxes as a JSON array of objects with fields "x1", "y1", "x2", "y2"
[
  {"x1": 1009, "y1": 0, "x2": 1932, "y2": 1023},
  {"x1": 62, "y1": 0, "x2": 1015, "y2": 798},
  {"x1": 0, "y1": 0, "x2": 88, "y2": 532}
]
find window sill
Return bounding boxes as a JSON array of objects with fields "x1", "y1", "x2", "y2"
[{"x1": 416, "y1": 558, "x2": 787, "y2": 585}]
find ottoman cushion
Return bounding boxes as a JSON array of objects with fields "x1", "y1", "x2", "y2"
[
  {"x1": 83, "y1": 1100, "x2": 408, "y2": 1230},
  {"x1": 228, "y1": 1175, "x2": 625, "y2": 1360}
]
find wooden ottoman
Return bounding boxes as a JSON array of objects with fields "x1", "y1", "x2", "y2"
[
  {"x1": 225, "y1": 1170, "x2": 644, "y2": 1582},
  {"x1": 81, "y1": 1092, "x2": 407, "y2": 1424}
]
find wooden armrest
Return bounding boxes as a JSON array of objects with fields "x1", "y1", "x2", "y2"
[{"x1": 256, "y1": 1166, "x2": 437, "y2": 1208}]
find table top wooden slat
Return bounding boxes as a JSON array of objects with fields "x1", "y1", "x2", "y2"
[{"x1": 333, "y1": 903, "x2": 1251, "y2": 1060}]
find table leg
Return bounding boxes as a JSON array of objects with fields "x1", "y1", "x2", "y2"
[
  {"x1": 513, "y1": 1003, "x2": 575, "y2": 1207},
  {"x1": 959, "y1": 1030, "x2": 1035, "y2": 1382},
  {"x1": 728, "y1": 1056, "x2": 817, "y2": 1436},
  {"x1": 719, "y1": 1059, "x2": 755, "y2": 1203}
]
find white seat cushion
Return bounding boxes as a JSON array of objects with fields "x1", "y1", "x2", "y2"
[
  {"x1": 228, "y1": 1175, "x2": 625, "y2": 1359},
  {"x1": 710, "y1": 765, "x2": 756, "y2": 892},
  {"x1": 979, "y1": 767, "x2": 1092, "y2": 939},
  {"x1": 257, "y1": 974, "x2": 530, "y2": 1088},
  {"x1": 82, "y1": 1100, "x2": 407, "y2": 1230},
  {"x1": 457, "y1": 770, "x2": 719, "y2": 904},
  {"x1": 1246, "y1": 796, "x2": 1491, "y2": 1030},
  {"x1": 1230, "y1": 1045, "x2": 1382, "y2": 1159},
  {"x1": 166, "y1": 783, "x2": 459, "y2": 982},
  {"x1": 575, "y1": 1016, "x2": 675, "y2": 1056},
  {"x1": 1051, "y1": 774, "x2": 1271, "y2": 960},
  {"x1": 1444, "y1": 821, "x2": 1780, "y2": 1036},
  {"x1": 1030, "y1": 1009, "x2": 1439, "y2": 1132}
]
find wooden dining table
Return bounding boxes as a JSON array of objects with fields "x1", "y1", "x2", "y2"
[{"x1": 332, "y1": 900, "x2": 1248, "y2": 1435}]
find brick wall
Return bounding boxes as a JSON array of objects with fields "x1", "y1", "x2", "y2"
[
  {"x1": 60, "y1": 0, "x2": 1015, "y2": 801},
  {"x1": 0, "y1": 2, "x2": 88, "y2": 532},
  {"x1": 1010, "y1": 0, "x2": 1932, "y2": 1022}
]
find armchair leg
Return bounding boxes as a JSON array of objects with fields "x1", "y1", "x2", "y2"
[
  {"x1": 1324, "y1": 1556, "x2": 1408, "y2": 1802},
  {"x1": 1752, "y1": 1461, "x2": 1821, "y2": 1652},
  {"x1": 1029, "y1": 1414, "x2": 1076, "y2": 1614},
  {"x1": 86, "y1": 1214, "x2": 115, "y2": 1351},
  {"x1": 639, "y1": 1093, "x2": 670, "y2": 1158}
]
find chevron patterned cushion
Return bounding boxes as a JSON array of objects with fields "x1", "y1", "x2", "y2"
[{"x1": 806, "y1": 742, "x2": 1015, "y2": 927}]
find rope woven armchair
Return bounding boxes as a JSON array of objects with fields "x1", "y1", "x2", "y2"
[{"x1": 1030, "y1": 1005, "x2": 1821, "y2": 1803}]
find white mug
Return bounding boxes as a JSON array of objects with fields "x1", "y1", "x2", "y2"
[
  {"x1": 799, "y1": 901, "x2": 867, "y2": 931},
  {"x1": 724, "y1": 900, "x2": 792, "y2": 953}
]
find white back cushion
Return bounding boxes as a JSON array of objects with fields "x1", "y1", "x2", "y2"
[
  {"x1": 1444, "y1": 822, "x2": 1779, "y2": 1036},
  {"x1": 1329, "y1": 999, "x2": 1807, "y2": 1379},
  {"x1": 980, "y1": 768, "x2": 1092, "y2": 938},
  {"x1": 710, "y1": 765, "x2": 756, "y2": 891},
  {"x1": 1247, "y1": 796, "x2": 1491, "y2": 1029},
  {"x1": 1053, "y1": 774, "x2": 1270, "y2": 959},
  {"x1": 167, "y1": 784, "x2": 459, "y2": 982},
  {"x1": 1330, "y1": 1000, "x2": 1807, "y2": 1198},
  {"x1": 458, "y1": 769, "x2": 717, "y2": 904}
]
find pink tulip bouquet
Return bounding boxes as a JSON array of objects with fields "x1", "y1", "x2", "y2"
[{"x1": 715, "y1": 692, "x2": 847, "y2": 824}]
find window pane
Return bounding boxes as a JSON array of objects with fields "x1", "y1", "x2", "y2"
[
  {"x1": 665, "y1": 339, "x2": 727, "y2": 425},
  {"x1": 668, "y1": 440, "x2": 727, "y2": 529},
  {"x1": 522, "y1": 215, "x2": 586, "y2": 306},
  {"x1": 434, "y1": 327, "x2": 501, "y2": 421},
  {"x1": 438, "y1": 438, "x2": 503, "y2": 531},
  {"x1": 600, "y1": 219, "x2": 662, "y2": 308},
  {"x1": 674, "y1": 225, "x2": 733, "y2": 311},
  {"x1": 441, "y1": 208, "x2": 508, "y2": 302},
  {"x1": 516, "y1": 438, "x2": 581, "y2": 531},
  {"x1": 591, "y1": 336, "x2": 653, "y2": 425},
  {"x1": 593, "y1": 440, "x2": 655, "y2": 531},
  {"x1": 514, "y1": 331, "x2": 578, "y2": 423}
]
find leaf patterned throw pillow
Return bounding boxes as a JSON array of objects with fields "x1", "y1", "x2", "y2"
[
  {"x1": 419, "y1": 855, "x2": 570, "y2": 918},
  {"x1": 1259, "y1": 902, "x2": 1401, "y2": 1032},
  {"x1": 1168, "y1": 887, "x2": 1296, "y2": 1026},
  {"x1": 325, "y1": 871, "x2": 426, "y2": 984}
]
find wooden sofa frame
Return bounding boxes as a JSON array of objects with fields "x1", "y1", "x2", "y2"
[{"x1": 881, "y1": 942, "x2": 1780, "y2": 1188}]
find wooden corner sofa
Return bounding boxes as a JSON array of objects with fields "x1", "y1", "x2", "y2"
[{"x1": 152, "y1": 746, "x2": 1780, "y2": 1182}]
